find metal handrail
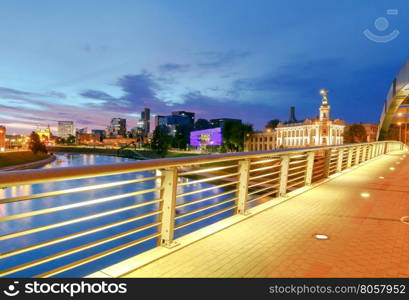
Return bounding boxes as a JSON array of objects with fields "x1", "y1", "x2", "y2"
[
  {"x1": 0, "y1": 140, "x2": 407, "y2": 278},
  {"x1": 0, "y1": 141, "x2": 400, "y2": 188}
]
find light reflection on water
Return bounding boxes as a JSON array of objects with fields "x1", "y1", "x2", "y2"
[{"x1": 0, "y1": 153, "x2": 235, "y2": 277}]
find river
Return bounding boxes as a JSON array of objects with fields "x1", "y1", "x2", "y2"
[{"x1": 0, "y1": 153, "x2": 235, "y2": 277}]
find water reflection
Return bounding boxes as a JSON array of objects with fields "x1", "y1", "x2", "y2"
[{"x1": 0, "y1": 153, "x2": 234, "y2": 278}]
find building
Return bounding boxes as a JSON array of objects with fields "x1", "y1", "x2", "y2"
[
  {"x1": 141, "y1": 108, "x2": 150, "y2": 137},
  {"x1": 36, "y1": 125, "x2": 52, "y2": 142},
  {"x1": 91, "y1": 129, "x2": 105, "y2": 136},
  {"x1": 245, "y1": 90, "x2": 345, "y2": 151},
  {"x1": 172, "y1": 111, "x2": 195, "y2": 126},
  {"x1": 58, "y1": 121, "x2": 75, "y2": 138},
  {"x1": 108, "y1": 118, "x2": 126, "y2": 137},
  {"x1": 154, "y1": 115, "x2": 167, "y2": 130},
  {"x1": 0, "y1": 126, "x2": 5, "y2": 151},
  {"x1": 245, "y1": 129, "x2": 275, "y2": 151},
  {"x1": 76, "y1": 127, "x2": 88, "y2": 135},
  {"x1": 276, "y1": 90, "x2": 344, "y2": 148},
  {"x1": 210, "y1": 118, "x2": 242, "y2": 128},
  {"x1": 5, "y1": 134, "x2": 30, "y2": 150}
]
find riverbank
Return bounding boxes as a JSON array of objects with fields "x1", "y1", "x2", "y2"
[
  {"x1": 0, "y1": 151, "x2": 56, "y2": 171},
  {"x1": 48, "y1": 146, "x2": 202, "y2": 160}
]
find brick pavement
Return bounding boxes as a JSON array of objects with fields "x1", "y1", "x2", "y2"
[{"x1": 122, "y1": 151, "x2": 409, "y2": 278}]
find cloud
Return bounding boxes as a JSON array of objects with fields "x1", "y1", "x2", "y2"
[
  {"x1": 80, "y1": 90, "x2": 116, "y2": 101},
  {"x1": 197, "y1": 50, "x2": 251, "y2": 69},
  {"x1": 233, "y1": 57, "x2": 345, "y2": 96},
  {"x1": 158, "y1": 63, "x2": 190, "y2": 73}
]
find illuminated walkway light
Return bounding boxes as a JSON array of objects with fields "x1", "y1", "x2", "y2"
[
  {"x1": 360, "y1": 192, "x2": 370, "y2": 198},
  {"x1": 313, "y1": 234, "x2": 329, "y2": 240},
  {"x1": 389, "y1": 167, "x2": 395, "y2": 171}
]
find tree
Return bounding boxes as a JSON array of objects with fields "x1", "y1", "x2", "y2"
[
  {"x1": 29, "y1": 132, "x2": 47, "y2": 154},
  {"x1": 221, "y1": 120, "x2": 253, "y2": 152},
  {"x1": 344, "y1": 124, "x2": 367, "y2": 143},
  {"x1": 172, "y1": 124, "x2": 193, "y2": 149},
  {"x1": 265, "y1": 119, "x2": 280, "y2": 130},
  {"x1": 66, "y1": 134, "x2": 76, "y2": 144},
  {"x1": 194, "y1": 119, "x2": 211, "y2": 130},
  {"x1": 151, "y1": 125, "x2": 172, "y2": 157}
]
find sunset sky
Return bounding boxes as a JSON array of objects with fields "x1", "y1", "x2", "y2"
[{"x1": 0, "y1": 0, "x2": 408, "y2": 134}]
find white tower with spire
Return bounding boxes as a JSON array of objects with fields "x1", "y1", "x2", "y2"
[{"x1": 319, "y1": 89, "x2": 330, "y2": 121}]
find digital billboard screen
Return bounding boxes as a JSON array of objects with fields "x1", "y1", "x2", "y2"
[{"x1": 190, "y1": 127, "x2": 222, "y2": 147}]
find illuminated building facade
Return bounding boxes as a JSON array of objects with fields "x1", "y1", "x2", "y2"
[
  {"x1": 36, "y1": 125, "x2": 52, "y2": 142},
  {"x1": 276, "y1": 90, "x2": 344, "y2": 148},
  {"x1": 58, "y1": 121, "x2": 75, "y2": 138},
  {"x1": 108, "y1": 118, "x2": 126, "y2": 138},
  {"x1": 245, "y1": 90, "x2": 345, "y2": 151},
  {"x1": 0, "y1": 125, "x2": 5, "y2": 151}
]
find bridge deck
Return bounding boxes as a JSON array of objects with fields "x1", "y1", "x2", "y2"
[{"x1": 104, "y1": 151, "x2": 409, "y2": 278}]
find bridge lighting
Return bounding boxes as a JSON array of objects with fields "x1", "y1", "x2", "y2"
[
  {"x1": 313, "y1": 234, "x2": 329, "y2": 240},
  {"x1": 360, "y1": 192, "x2": 370, "y2": 198}
]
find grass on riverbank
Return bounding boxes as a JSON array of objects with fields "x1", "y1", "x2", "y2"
[
  {"x1": 0, "y1": 151, "x2": 50, "y2": 168},
  {"x1": 48, "y1": 146, "x2": 202, "y2": 159}
]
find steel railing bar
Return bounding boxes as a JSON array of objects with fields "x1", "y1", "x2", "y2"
[
  {"x1": 36, "y1": 232, "x2": 161, "y2": 278},
  {"x1": 0, "y1": 201, "x2": 162, "y2": 241},
  {"x1": 0, "y1": 176, "x2": 160, "y2": 205},
  {"x1": 1, "y1": 188, "x2": 162, "y2": 222},
  {"x1": 176, "y1": 181, "x2": 238, "y2": 198},
  {"x1": 0, "y1": 223, "x2": 160, "y2": 277},
  {"x1": 175, "y1": 197, "x2": 236, "y2": 220},
  {"x1": 178, "y1": 164, "x2": 238, "y2": 176},
  {"x1": 174, "y1": 205, "x2": 236, "y2": 230},
  {"x1": 248, "y1": 178, "x2": 279, "y2": 189},
  {"x1": 249, "y1": 170, "x2": 280, "y2": 180},
  {"x1": 178, "y1": 173, "x2": 240, "y2": 187},
  {"x1": 248, "y1": 184, "x2": 279, "y2": 196},
  {"x1": 176, "y1": 189, "x2": 237, "y2": 209}
]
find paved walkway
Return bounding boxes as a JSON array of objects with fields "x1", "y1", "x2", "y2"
[{"x1": 123, "y1": 151, "x2": 409, "y2": 278}]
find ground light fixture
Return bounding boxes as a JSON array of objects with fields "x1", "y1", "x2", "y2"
[
  {"x1": 378, "y1": 176, "x2": 385, "y2": 179},
  {"x1": 389, "y1": 167, "x2": 395, "y2": 171},
  {"x1": 313, "y1": 234, "x2": 329, "y2": 240},
  {"x1": 360, "y1": 192, "x2": 370, "y2": 198},
  {"x1": 401, "y1": 216, "x2": 409, "y2": 225}
]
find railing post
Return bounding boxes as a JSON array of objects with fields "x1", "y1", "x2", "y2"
[
  {"x1": 279, "y1": 155, "x2": 290, "y2": 196},
  {"x1": 305, "y1": 151, "x2": 315, "y2": 185},
  {"x1": 362, "y1": 145, "x2": 368, "y2": 162},
  {"x1": 347, "y1": 147, "x2": 353, "y2": 168},
  {"x1": 159, "y1": 167, "x2": 178, "y2": 248},
  {"x1": 237, "y1": 159, "x2": 250, "y2": 215},
  {"x1": 336, "y1": 148, "x2": 344, "y2": 172},
  {"x1": 323, "y1": 149, "x2": 331, "y2": 178},
  {"x1": 354, "y1": 146, "x2": 361, "y2": 165}
]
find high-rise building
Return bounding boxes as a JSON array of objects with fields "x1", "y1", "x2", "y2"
[
  {"x1": 58, "y1": 121, "x2": 75, "y2": 138},
  {"x1": 0, "y1": 125, "x2": 6, "y2": 151},
  {"x1": 141, "y1": 108, "x2": 150, "y2": 137},
  {"x1": 172, "y1": 111, "x2": 195, "y2": 126},
  {"x1": 108, "y1": 118, "x2": 126, "y2": 137},
  {"x1": 154, "y1": 115, "x2": 167, "y2": 130}
]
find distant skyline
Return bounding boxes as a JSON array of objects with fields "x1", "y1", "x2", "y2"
[{"x1": 0, "y1": 0, "x2": 409, "y2": 134}]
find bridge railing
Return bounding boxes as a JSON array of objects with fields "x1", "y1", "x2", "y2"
[{"x1": 0, "y1": 141, "x2": 407, "y2": 277}]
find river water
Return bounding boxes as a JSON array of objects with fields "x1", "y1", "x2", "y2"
[{"x1": 0, "y1": 153, "x2": 235, "y2": 277}]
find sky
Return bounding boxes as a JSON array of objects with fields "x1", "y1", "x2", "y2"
[{"x1": 0, "y1": 0, "x2": 409, "y2": 134}]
